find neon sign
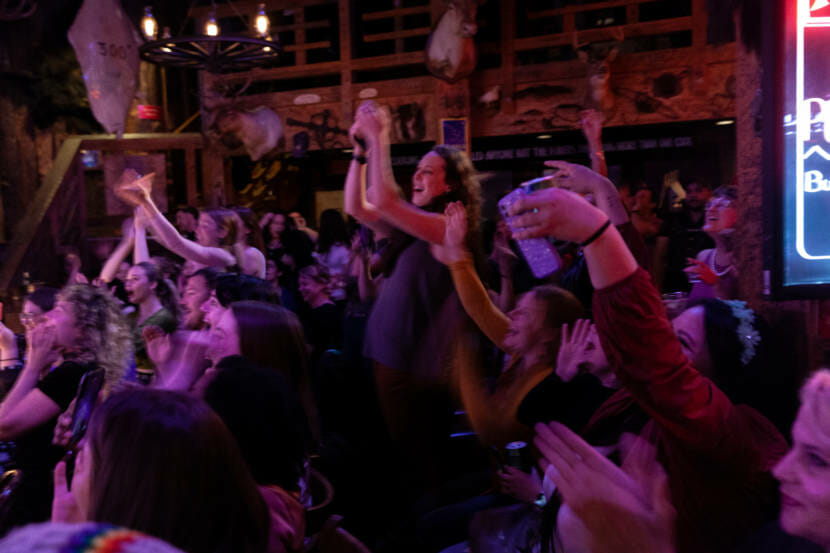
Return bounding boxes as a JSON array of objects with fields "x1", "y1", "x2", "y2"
[
  {"x1": 776, "y1": 0, "x2": 830, "y2": 290},
  {"x1": 795, "y1": 0, "x2": 830, "y2": 260}
]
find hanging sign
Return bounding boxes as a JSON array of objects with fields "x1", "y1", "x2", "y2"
[
  {"x1": 137, "y1": 105, "x2": 161, "y2": 121},
  {"x1": 68, "y1": 0, "x2": 141, "y2": 138},
  {"x1": 779, "y1": 0, "x2": 830, "y2": 290}
]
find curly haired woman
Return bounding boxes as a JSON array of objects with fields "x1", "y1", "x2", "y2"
[{"x1": 0, "y1": 284, "x2": 132, "y2": 533}]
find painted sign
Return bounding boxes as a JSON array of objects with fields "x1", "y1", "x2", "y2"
[
  {"x1": 137, "y1": 105, "x2": 161, "y2": 120},
  {"x1": 780, "y1": 0, "x2": 830, "y2": 288}
]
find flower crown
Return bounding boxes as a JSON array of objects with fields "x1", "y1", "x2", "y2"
[{"x1": 724, "y1": 300, "x2": 761, "y2": 366}]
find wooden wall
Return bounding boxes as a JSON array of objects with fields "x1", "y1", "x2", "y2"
[{"x1": 197, "y1": 0, "x2": 735, "y2": 159}]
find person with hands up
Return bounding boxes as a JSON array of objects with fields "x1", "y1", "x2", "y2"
[
  {"x1": 433, "y1": 201, "x2": 615, "y2": 448},
  {"x1": 508, "y1": 164, "x2": 788, "y2": 553},
  {"x1": 114, "y1": 169, "x2": 237, "y2": 271},
  {"x1": 344, "y1": 100, "x2": 483, "y2": 486}
]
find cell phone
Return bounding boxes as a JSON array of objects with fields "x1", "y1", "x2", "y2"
[
  {"x1": 64, "y1": 368, "x2": 105, "y2": 490},
  {"x1": 358, "y1": 226, "x2": 373, "y2": 250},
  {"x1": 498, "y1": 180, "x2": 562, "y2": 279}
]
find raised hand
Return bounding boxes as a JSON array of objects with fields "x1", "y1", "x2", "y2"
[
  {"x1": 114, "y1": 171, "x2": 154, "y2": 206},
  {"x1": 544, "y1": 160, "x2": 612, "y2": 196},
  {"x1": 432, "y1": 201, "x2": 469, "y2": 265},
  {"x1": 354, "y1": 101, "x2": 391, "y2": 141},
  {"x1": 580, "y1": 109, "x2": 604, "y2": 147},
  {"x1": 133, "y1": 206, "x2": 151, "y2": 231},
  {"x1": 506, "y1": 187, "x2": 607, "y2": 243},
  {"x1": 534, "y1": 422, "x2": 676, "y2": 553},
  {"x1": 556, "y1": 319, "x2": 594, "y2": 382},
  {"x1": 684, "y1": 258, "x2": 718, "y2": 285},
  {"x1": 349, "y1": 121, "x2": 367, "y2": 157},
  {"x1": 143, "y1": 325, "x2": 171, "y2": 367}
]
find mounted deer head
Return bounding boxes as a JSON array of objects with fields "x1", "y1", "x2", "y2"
[
  {"x1": 425, "y1": 0, "x2": 483, "y2": 83},
  {"x1": 0, "y1": 0, "x2": 36, "y2": 21},
  {"x1": 573, "y1": 28, "x2": 624, "y2": 115},
  {"x1": 202, "y1": 79, "x2": 283, "y2": 161}
]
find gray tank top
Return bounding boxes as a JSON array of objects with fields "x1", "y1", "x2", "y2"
[{"x1": 364, "y1": 239, "x2": 463, "y2": 379}]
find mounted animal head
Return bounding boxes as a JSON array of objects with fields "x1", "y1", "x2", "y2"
[
  {"x1": 573, "y1": 28, "x2": 624, "y2": 112},
  {"x1": 202, "y1": 79, "x2": 283, "y2": 161},
  {"x1": 425, "y1": 0, "x2": 483, "y2": 83},
  {"x1": 0, "y1": 0, "x2": 36, "y2": 21},
  {"x1": 443, "y1": 0, "x2": 480, "y2": 39}
]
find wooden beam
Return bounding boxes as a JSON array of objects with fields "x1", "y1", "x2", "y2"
[
  {"x1": 362, "y1": 6, "x2": 430, "y2": 21},
  {"x1": 339, "y1": 0, "x2": 353, "y2": 123},
  {"x1": 295, "y1": 8, "x2": 306, "y2": 65},
  {"x1": 284, "y1": 41, "x2": 331, "y2": 52},
  {"x1": 528, "y1": 0, "x2": 654, "y2": 19},
  {"x1": 272, "y1": 20, "x2": 330, "y2": 32},
  {"x1": 363, "y1": 28, "x2": 429, "y2": 43},
  {"x1": 0, "y1": 137, "x2": 83, "y2": 294},
  {"x1": 514, "y1": 17, "x2": 692, "y2": 51},
  {"x1": 189, "y1": 0, "x2": 334, "y2": 19},
  {"x1": 79, "y1": 134, "x2": 205, "y2": 151},
  {"x1": 500, "y1": 0, "x2": 516, "y2": 115},
  {"x1": 692, "y1": 0, "x2": 707, "y2": 48},
  {"x1": 209, "y1": 50, "x2": 426, "y2": 85}
]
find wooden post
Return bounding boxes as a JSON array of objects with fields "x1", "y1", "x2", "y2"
[
  {"x1": 500, "y1": 0, "x2": 516, "y2": 115},
  {"x1": 185, "y1": 147, "x2": 198, "y2": 205},
  {"x1": 339, "y1": 0, "x2": 353, "y2": 124},
  {"x1": 201, "y1": 146, "x2": 225, "y2": 207},
  {"x1": 295, "y1": 7, "x2": 306, "y2": 66}
]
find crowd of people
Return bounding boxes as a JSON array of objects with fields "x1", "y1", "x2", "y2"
[{"x1": 0, "y1": 102, "x2": 825, "y2": 553}]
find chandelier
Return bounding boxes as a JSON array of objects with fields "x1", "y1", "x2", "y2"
[{"x1": 138, "y1": 1, "x2": 281, "y2": 73}]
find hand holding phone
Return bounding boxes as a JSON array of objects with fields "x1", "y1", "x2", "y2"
[
  {"x1": 64, "y1": 369, "x2": 105, "y2": 490},
  {"x1": 498, "y1": 179, "x2": 561, "y2": 279}
]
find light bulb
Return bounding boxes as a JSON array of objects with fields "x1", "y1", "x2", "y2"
[
  {"x1": 255, "y1": 4, "x2": 270, "y2": 36},
  {"x1": 205, "y1": 12, "x2": 219, "y2": 36},
  {"x1": 161, "y1": 26, "x2": 172, "y2": 52},
  {"x1": 142, "y1": 6, "x2": 157, "y2": 40}
]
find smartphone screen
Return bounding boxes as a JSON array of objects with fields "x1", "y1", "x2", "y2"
[{"x1": 69, "y1": 369, "x2": 105, "y2": 445}]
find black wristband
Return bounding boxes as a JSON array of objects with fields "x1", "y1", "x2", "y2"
[
  {"x1": 579, "y1": 219, "x2": 612, "y2": 247},
  {"x1": 353, "y1": 154, "x2": 367, "y2": 165}
]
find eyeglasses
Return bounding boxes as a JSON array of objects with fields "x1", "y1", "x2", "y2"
[
  {"x1": 20, "y1": 313, "x2": 37, "y2": 325},
  {"x1": 705, "y1": 197, "x2": 735, "y2": 211}
]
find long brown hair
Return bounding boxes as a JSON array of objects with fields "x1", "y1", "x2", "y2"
[
  {"x1": 86, "y1": 389, "x2": 268, "y2": 553},
  {"x1": 229, "y1": 301, "x2": 320, "y2": 441},
  {"x1": 379, "y1": 145, "x2": 485, "y2": 276}
]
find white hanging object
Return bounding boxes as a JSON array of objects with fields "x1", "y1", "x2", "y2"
[{"x1": 68, "y1": 0, "x2": 141, "y2": 138}]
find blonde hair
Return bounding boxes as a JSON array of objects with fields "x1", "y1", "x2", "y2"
[
  {"x1": 58, "y1": 285, "x2": 133, "y2": 394},
  {"x1": 799, "y1": 369, "x2": 830, "y2": 444}
]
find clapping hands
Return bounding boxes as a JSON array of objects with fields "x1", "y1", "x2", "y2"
[
  {"x1": 432, "y1": 201, "x2": 470, "y2": 265},
  {"x1": 534, "y1": 422, "x2": 676, "y2": 553}
]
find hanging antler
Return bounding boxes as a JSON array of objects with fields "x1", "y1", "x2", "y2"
[{"x1": 0, "y1": 0, "x2": 37, "y2": 21}]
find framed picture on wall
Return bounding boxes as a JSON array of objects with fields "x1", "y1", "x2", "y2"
[{"x1": 441, "y1": 118, "x2": 470, "y2": 155}]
